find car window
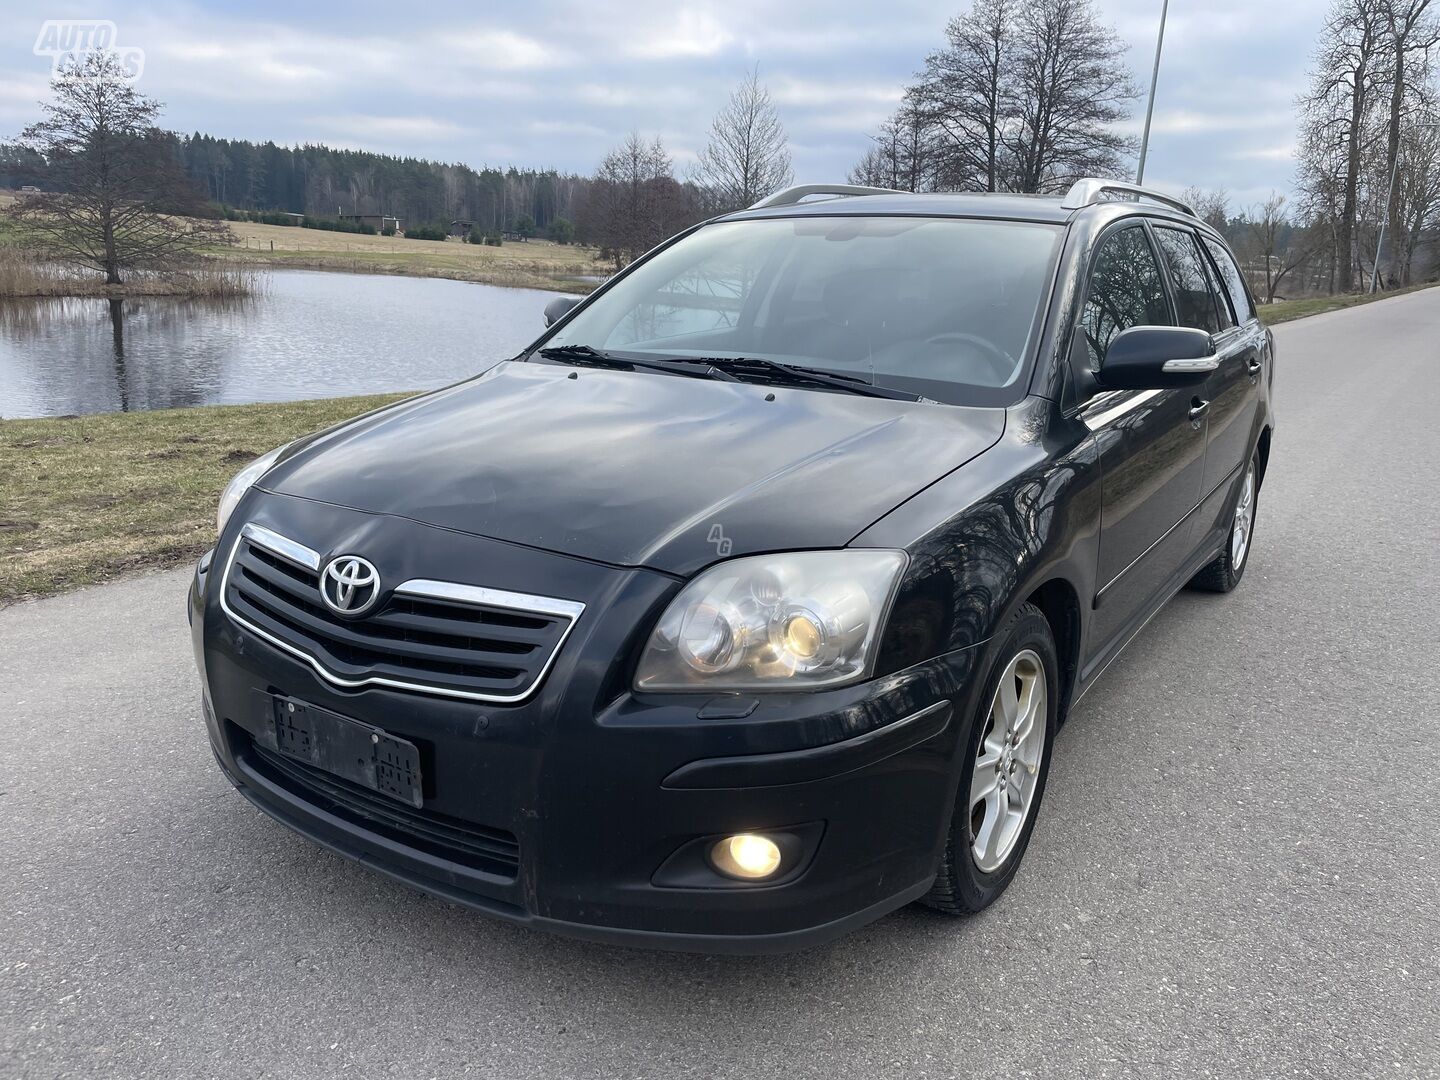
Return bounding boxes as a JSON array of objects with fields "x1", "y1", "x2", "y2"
[
  {"x1": 1152, "y1": 226, "x2": 1223, "y2": 334},
  {"x1": 1080, "y1": 225, "x2": 1172, "y2": 369},
  {"x1": 1198, "y1": 245, "x2": 1235, "y2": 331},
  {"x1": 544, "y1": 216, "x2": 1063, "y2": 407},
  {"x1": 1202, "y1": 237, "x2": 1255, "y2": 324}
]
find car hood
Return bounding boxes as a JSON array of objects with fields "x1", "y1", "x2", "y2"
[{"x1": 264, "y1": 361, "x2": 1005, "y2": 575}]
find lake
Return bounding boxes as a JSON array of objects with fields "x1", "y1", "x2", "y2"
[{"x1": 0, "y1": 270, "x2": 567, "y2": 419}]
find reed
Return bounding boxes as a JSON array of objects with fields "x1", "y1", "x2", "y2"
[{"x1": 0, "y1": 247, "x2": 264, "y2": 299}]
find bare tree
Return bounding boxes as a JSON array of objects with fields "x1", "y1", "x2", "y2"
[
  {"x1": 1297, "y1": 0, "x2": 1388, "y2": 291},
  {"x1": 1182, "y1": 186, "x2": 1231, "y2": 232},
  {"x1": 1395, "y1": 112, "x2": 1440, "y2": 274},
  {"x1": 579, "y1": 133, "x2": 695, "y2": 269},
  {"x1": 848, "y1": 143, "x2": 894, "y2": 189},
  {"x1": 1375, "y1": 0, "x2": 1439, "y2": 283},
  {"x1": 909, "y1": 0, "x2": 1015, "y2": 191},
  {"x1": 1296, "y1": 101, "x2": 1348, "y2": 293},
  {"x1": 1243, "y1": 193, "x2": 1315, "y2": 302},
  {"x1": 1005, "y1": 0, "x2": 1139, "y2": 192},
  {"x1": 849, "y1": 104, "x2": 932, "y2": 191},
  {"x1": 5, "y1": 52, "x2": 227, "y2": 285},
  {"x1": 693, "y1": 67, "x2": 792, "y2": 213},
  {"x1": 854, "y1": 0, "x2": 1138, "y2": 194}
]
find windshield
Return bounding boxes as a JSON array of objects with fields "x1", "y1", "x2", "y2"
[{"x1": 539, "y1": 215, "x2": 1062, "y2": 406}]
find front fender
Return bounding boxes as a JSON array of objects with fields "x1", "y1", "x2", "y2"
[{"x1": 859, "y1": 397, "x2": 1102, "y2": 689}]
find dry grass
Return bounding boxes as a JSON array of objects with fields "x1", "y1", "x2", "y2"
[
  {"x1": 218, "y1": 220, "x2": 606, "y2": 292},
  {"x1": 0, "y1": 393, "x2": 411, "y2": 607},
  {"x1": 0, "y1": 245, "x2": 264, "y2": 299},
  {"x1": 1259, "y1": 281, "x2": 1440, "y2": 324}
]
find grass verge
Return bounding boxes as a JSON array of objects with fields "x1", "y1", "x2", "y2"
[
  {"x1": 0, "y1": 393, "x2": 410, "y2": 607},
  {"x1": 1259, "y1": 281, "x2": 1439, "y2": 324}
]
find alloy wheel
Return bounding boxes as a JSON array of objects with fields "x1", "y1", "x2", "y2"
[
  {"x1": 969, "y1": 649, "x2": 1047, "y2": 873},
  {"x1": 1231, "y1": 461, "x2": 1256, "y2": 569}
]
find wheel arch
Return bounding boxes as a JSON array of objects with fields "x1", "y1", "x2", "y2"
[{"x1": 1021, "y1": 577, "x2": 1082, "y2": 725}]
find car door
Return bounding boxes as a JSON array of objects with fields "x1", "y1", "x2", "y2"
[
  {"x1": 1198, "y1": 235, "x2": 1266, "y2": 497},
  {"x1": 1076, "y1": 221, "x2": 1209, "y2": 670},
  {"x1": 1151, "y1": 225, "x2": 1256, "y2": 505}
]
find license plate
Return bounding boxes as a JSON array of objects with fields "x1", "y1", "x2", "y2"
[{"x1": 268, "y1": 695, "x2": 423, "y2": 808}]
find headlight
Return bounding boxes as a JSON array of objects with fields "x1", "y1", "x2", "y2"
[
  {"x1": 216, "y1": 445, "x2": 287, "y2": 535},
  {"x1": 634, "y1": 550, "x2": 906, "y2": 692}
]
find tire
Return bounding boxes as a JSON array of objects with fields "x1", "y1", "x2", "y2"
[
  {"x1": 1188, "y1": 452, "x2": 1259, "y2": 594},
  {"x1": 920, "y1": 602, "x2": 1059, "y2": 916}
]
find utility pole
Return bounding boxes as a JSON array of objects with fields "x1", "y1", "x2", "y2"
[
  {"x1": 1135, "y1": 0, "x2": 1170, "y2": 185},
  {"x1": 1371, "y1": 151, "x2": 1404, "y2": 294},
  {"x1": 1371, "y1": 121, "x2": 1439, "y2": 293}
]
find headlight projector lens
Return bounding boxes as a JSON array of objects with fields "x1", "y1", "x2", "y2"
[{"x1": 781, "y1": 612, "x2": 823, "y2": 659}]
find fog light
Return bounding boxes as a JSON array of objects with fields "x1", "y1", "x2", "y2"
[{"x1": 710, "y1": 833, "x2": 783, "y2": 881}]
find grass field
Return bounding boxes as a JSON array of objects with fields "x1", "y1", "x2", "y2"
[
  {"x1": 0, "y1": 191, "x2": 607, "y2": 295},
  {"x1": 0, "y1": 394, "x2": 411, "y2": 607},
  {"x1": 216, "y1": 220, "x2": 605, "y2": 292}
]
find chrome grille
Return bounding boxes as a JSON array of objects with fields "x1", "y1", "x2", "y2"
[{"x1": 221, "y1": 523, "x2": 584, "y2": 702}]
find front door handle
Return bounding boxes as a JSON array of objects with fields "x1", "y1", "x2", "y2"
[
  {"x1": 1189, "y1": 397, "x2": 1210, "y2": 422},
  {"x1": 1246, "y1": 356, "x2": 1263, "y2": 377}
]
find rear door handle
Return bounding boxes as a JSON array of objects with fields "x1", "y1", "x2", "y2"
[
  {"x1": 1246, "y1": 357, "x2": 1263, "y2": 376},
  {"x1": 1189, "y1": 397, "x2": 1210, "y2": 422}
]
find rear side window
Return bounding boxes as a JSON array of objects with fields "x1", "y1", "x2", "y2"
[
  {"x1": 1153, "y1": 226, "x2": 1223, "y2": 334},
  {"x1": 1198, "y1": 247, "x2": 1235, "y2": 331},
  {"x1": 1080, "y1": 225, "x2": 1171, "y2": 368},
  {"x1": 1203, "y1": 237, "x2": 1255, "y2": 324}
]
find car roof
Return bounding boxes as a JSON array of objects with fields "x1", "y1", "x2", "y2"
[{"x1": 719, "y1": 191, "x2": 1077, "y2": 225}]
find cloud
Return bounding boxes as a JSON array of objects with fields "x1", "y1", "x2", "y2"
[
  {"x1": 575, "y1": 82, "x2": 701, "y2": 109},
  {"x1": 1230, "y1": 144, "x2": 1297, "y2": 162},
  {"x1": 0, "y1": 72, "x2": 53, "y2": 99},
  {"x1": 1116, "y1": 108, "x2": 1295, "y2": 137},
  {"x1": 430, "y1": 28, "x2": 572, "y2": 70},
  {"x1": 528, "y1": 119, "x2": 609, "y2": 137},
  {"x1": 308, "y1": 114, "x2": 469, "y2": 141},
  {"x1": 768, "y1": 77, "x2": 902, "y2": 108},
  {"x1": 0, "y1": 0, "x2": 1332, "y2": 196},
  {"x1": 618, "y1": 9, "x2": 735, "y2": 59}
]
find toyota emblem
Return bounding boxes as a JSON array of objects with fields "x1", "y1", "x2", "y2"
[{"x1": 320, "y1": 555, "x2": 380, "y2": 616}]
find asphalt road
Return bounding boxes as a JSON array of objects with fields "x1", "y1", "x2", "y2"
[{"x1": 3, "y1": 290, "x2": 1438, "y2": 1080}]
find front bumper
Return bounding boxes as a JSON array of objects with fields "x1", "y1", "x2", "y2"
[{"x1": 191, "y1": 497, "x2": 984, "y2": 953}]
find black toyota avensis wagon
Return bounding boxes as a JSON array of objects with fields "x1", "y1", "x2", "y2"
[{"x1": 190, "y1": 179, "x2": 1274, "y2": 952}]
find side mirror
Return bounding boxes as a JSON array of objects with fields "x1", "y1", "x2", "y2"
[
  {"x1": 1099, "y1": 326, "x2": 1218, "y2": 390},
  {"x1": 543, "y1": 296, "x2": 581, "y2": 328}
]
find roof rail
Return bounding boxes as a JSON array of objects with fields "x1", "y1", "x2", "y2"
[
  {"x1": 748, "y1": 184, "x2": 905, "y2": 209},
  {"x1": 1060, "y1": 178, "x2": 1196, "y2": 218}
]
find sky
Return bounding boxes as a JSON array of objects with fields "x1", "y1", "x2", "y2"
[{"x1": 1, "y1": 0, "x2": 1327, "y2": 209}]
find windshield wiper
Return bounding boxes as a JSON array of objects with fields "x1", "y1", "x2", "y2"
[
  {"x1": 538, "y1": 346, "x2": 920, "y2": 401},
  {"x1": 679, "y1": 356, "x2": 922, "y2": 401},
  {"x1": 537, "y1": 345, "x2": 739, "y2": 382}
]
